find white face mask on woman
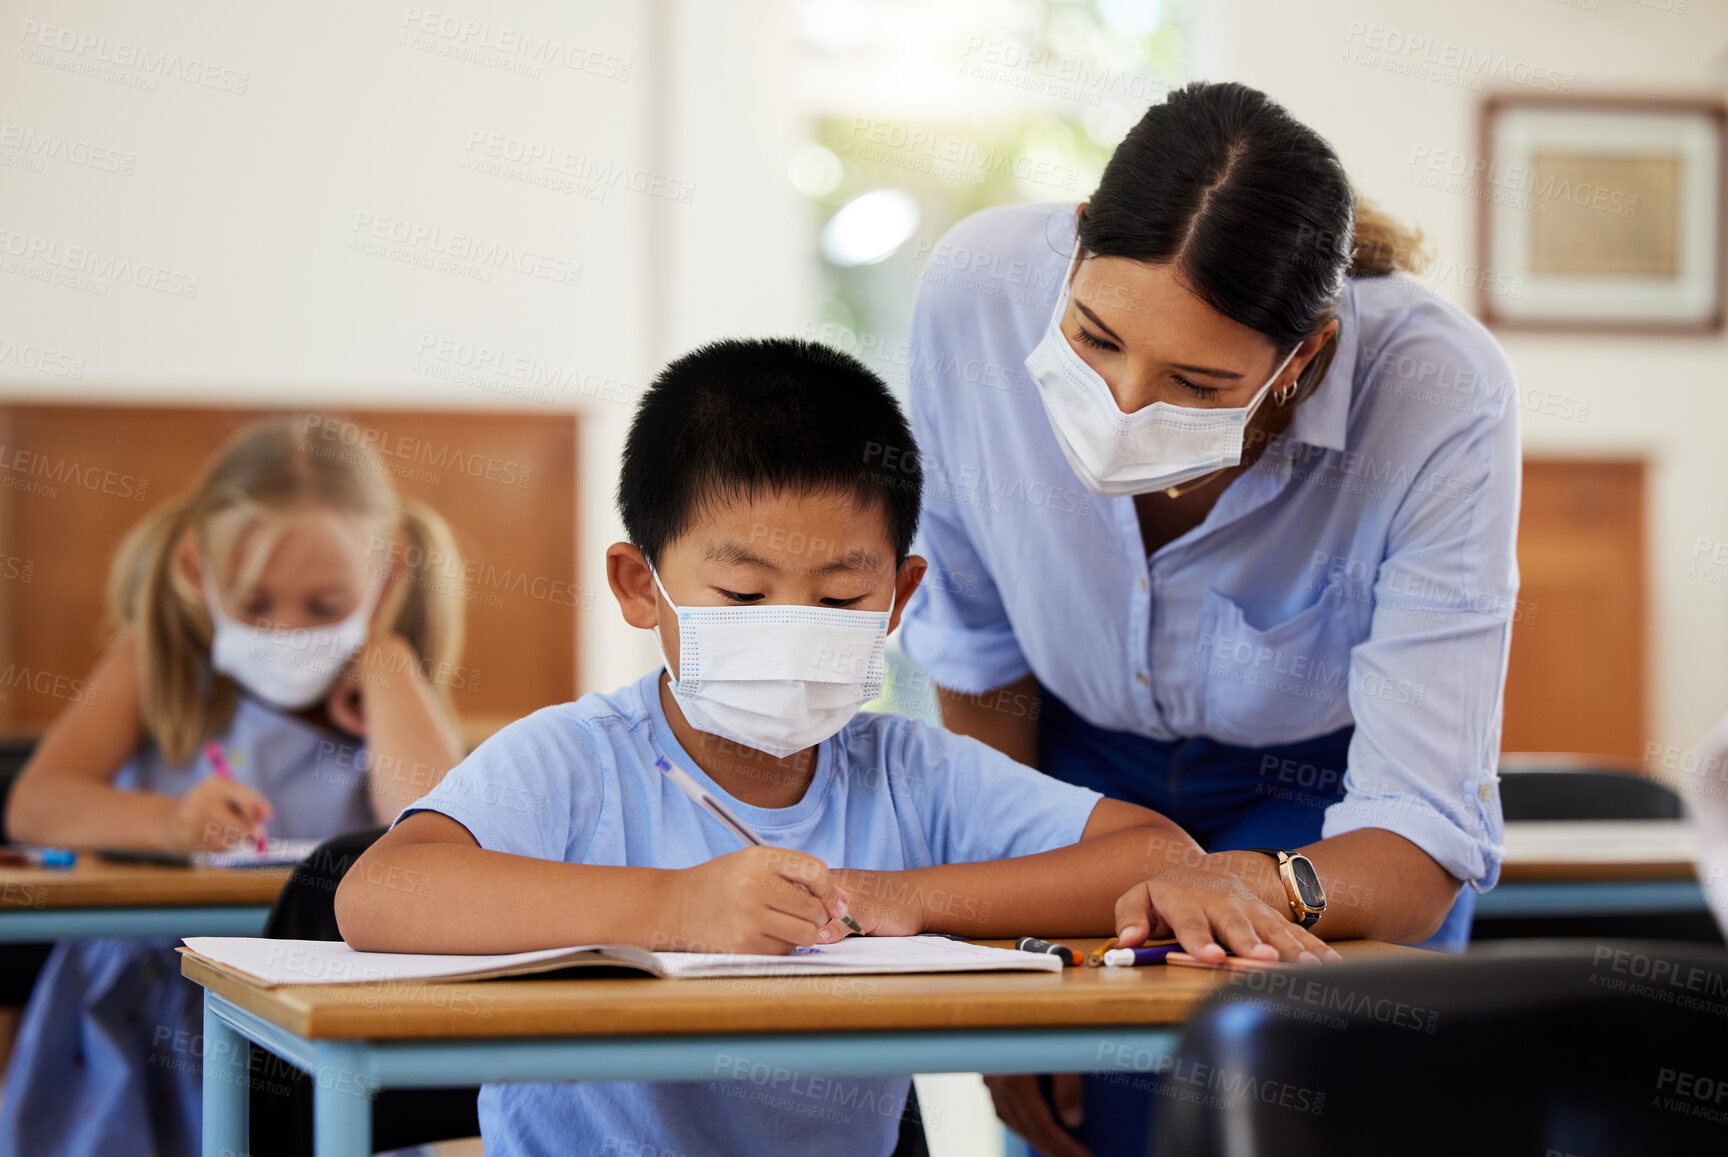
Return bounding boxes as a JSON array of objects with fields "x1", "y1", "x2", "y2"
[
  {"x1": 1025, "y1": 243, "x2": 1298, "y2": 497},
  {"x1": 650, "y1": 567, "x2": 892, "y2": 760},
  {"x1": 204, "y1": 570, "x2": 376, "y2": 710}
]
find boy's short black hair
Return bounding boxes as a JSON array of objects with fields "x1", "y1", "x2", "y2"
[{"x1": 618, "y1": 338, "x2": 922, "y2": 567}]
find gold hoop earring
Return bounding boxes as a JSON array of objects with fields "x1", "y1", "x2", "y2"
[{"x1": 1273, "y1": 381, "x2": 1299, "y2": 405}]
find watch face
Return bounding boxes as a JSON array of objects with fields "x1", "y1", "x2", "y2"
[{"x1": 1289, "y1": 856, "x2": 1325, "y2": 906}]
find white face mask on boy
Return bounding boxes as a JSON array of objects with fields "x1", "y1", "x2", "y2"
[
  {"x1": 650, "y1": 567, "x2": 892, "y2": 759},
  {"x1": 1024, "y1": 241, "x2": 1299, "y2": 497},
  {"x1": 204, "y1": 570, "x2": 376, "y2": 711}
]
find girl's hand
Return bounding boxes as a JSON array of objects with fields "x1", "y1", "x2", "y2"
[
  {"x1": 322, "y1": 553, "x2": 407, "y2": 738},
  {"x1": 324, "y1": 633, "x2": 419, "y2": 737},
  {"x1": 813, "y1": 868, "x2": 925, "y2": 942},
  {"x1": 325, "y1": 664, "x2": 367, "y2": 736},
  {"x1": 168, "y1": 777, "x2": 273, "y2": 852},
  {"x1": 664, "y1": 846, "x2": 853, "y2": 955},
  {"x1": 1114, "y1": 853, "x2": 1341, "y2": 965}
]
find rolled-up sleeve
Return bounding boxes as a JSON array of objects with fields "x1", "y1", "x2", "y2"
[
  {"x1": 898, "y1": 272, "x2": 1032, "y2": 696},
  {"x1": 1321, "y1": 340, "x2": 1521, "y2": 892}
]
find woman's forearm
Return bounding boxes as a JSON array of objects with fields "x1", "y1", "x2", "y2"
[
  {"x1": 936, "y1": 674, "x2": 1042, "y2": 768},
  {"x1": 1214, "y1": 828, "x2": 1460, "y2": 943}
]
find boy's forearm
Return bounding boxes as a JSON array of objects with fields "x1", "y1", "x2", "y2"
[
  {"x1": 336, "y1": 842, "x2": 678, "y2": 954},
  {"x1": 845, "y1": 822, "x2": 1195, "y2": 939}
]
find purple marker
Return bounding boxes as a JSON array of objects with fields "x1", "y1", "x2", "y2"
[{"x1": 1102, "y1": 945, "x2": 1179, "y2": 967}]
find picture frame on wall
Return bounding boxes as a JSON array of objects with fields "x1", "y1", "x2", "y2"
[{"x1": 1476, "y1": 94, "x2": 1726, "y2": 334}]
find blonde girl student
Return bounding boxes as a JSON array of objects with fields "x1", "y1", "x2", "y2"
[{"x1": 0, "y1": 415, "x2": 467, "y2": 1156}]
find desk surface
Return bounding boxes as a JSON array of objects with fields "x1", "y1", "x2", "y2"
[
  {"x1": 0, "y1": 853, "x2": 291, "y2": 909},
  {"x1": 182, "y1": 938, "x2": 1420, "y2": 1042},
  {"x1": 1499, "y1": 820, "x2": 1699, "y2": 882}
]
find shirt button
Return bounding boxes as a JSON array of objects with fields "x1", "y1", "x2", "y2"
[
  {"x1": 1139, "y1": 577, "x2": 1148, "y2": 592},
  {"x1": 1136, "y1": 672, "x2": 1150, "y2": 688},
  {"x1": 1477, "y1": 784, "x2": 1494, "y2": 801}
]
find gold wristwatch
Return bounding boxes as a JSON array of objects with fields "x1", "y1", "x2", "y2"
[{"x1": 1248, "y1": 848, "x2": 1326, "y2": 929}]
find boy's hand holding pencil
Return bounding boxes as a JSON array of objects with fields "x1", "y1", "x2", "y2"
[
  {"x1": 814, "y1": 868, "x2": 926, "y2": 941},
  {"x1": 661, "y1": 846, "x2": 854, "y2": 955}
]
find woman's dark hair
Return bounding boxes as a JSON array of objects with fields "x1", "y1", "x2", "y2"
[
  {"x1": 1078, "y1": 81, "x2": 1430, "y2": 399},
  {"x1": 618, "y1": 338, "x2": 921, "y2": 567}
]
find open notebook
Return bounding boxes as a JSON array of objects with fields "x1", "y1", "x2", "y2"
[
  {"x1": 180, "y1": 934, "x2": 1064, "y2": 985},
  {"x1": 97, "y1": 838, "x2": 324, "y2": 869},
  {"x1": 200, "y1": 838, "x2": 324, "y2": 868}
]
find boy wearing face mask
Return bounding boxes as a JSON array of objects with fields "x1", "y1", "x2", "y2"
[{"x1": 338, "y1": 338, "x2": 1334, "y2": 1157}]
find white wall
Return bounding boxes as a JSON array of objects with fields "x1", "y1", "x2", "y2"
[
  {"x1": 1193, "y1": 0, "x2": 1728, "y2": 759},
  {"x1": 9, "y1": 0, "x2": 1727, "y2": 755},
  {"x1": 0, "y1": 0, "x2": 664, "y2": 693}
]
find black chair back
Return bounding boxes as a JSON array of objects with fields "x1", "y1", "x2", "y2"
[
  {"x1": 0, "y1": 738, "x2": 38, "y2": 843},
  {"x1": 1499, "y1": 754, "x2": 1682, "y2": 821},
  {"x1": 248, "y1": 825, "x2": 482, "y2": 1156},
  {"x1": 1149, "y1": 941, "x2": 1728, "y2": 1156}
]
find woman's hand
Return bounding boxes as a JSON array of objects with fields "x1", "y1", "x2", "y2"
[
  {"x1": 1114, "y1": 851, "x2": 1341, "y2": 964},
  {"x1": 167, "y1": 777, "x2": 273, "y2": 852},
  {"x1": 985, "y1": 1073, "x2": 1090, "y2": 1157},
  {"x1": 812, "y1": 868, "x2": 926, "y2": 942}
]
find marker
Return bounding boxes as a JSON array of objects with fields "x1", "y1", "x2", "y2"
[
  {"x1": 0, "y1": 847, "x2": 76, "y2": 868},
  {"x1": 1103, "y1": 945, "x2": 1179, "y2": 967},
  {"x1": 1086, "y1": 937, "x2": 1119, "y2": 968},
  {"x1": 1015, "y1": 937, "x2": 1079, "y2": 966},
  {"x1": 655, "y1": 755, "x2": 864, "y2": 936},
  {"x1": 206, "y1": 742, "x2": 267, "y2": 852}
]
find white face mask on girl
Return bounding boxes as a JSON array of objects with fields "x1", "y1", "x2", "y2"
[
  {"x1": 1024, "y1": 242, "x2": 1299, "y2": 497},
  {"x1": 204, "y1": 571, "x2": 376, "y2": 711},
  {"x1": 650, "y1": 567, "x2": 892, "y2": 760}
]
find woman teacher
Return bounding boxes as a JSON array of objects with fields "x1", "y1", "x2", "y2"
[{"x1": 897, "y1": 82, "x2": 1519, "y2": 1155}]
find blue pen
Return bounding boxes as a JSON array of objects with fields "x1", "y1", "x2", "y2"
[
  {"x1": 0, "y1": 847, "x2": 75, "y2": 869},
  {"x1": 654, "y1": 756, "x2": 864, "y2": 936},
  {"x1": 1102, "y1": 945, "x2": 1180, "y2": 967}
]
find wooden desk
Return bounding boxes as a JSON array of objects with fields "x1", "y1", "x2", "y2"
[
  {"x1": 1479, "y1": 820, "x2": 1706, "y2": 918},
  {"x1": 0, "y1": 852, "x2": 289, "y2": 941},
  {"x1": 186, "y1": 938, "x2": 1419, "y2": 1156}
]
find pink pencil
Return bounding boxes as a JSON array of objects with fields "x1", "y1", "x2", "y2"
[{"x1": 204, "y1": 743, "x2": 266, "y2": 852}]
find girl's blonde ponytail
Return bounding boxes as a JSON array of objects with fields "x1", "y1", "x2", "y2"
[
  {"x1": 385, "y1": 498, "x2": 467, "y2": 715},
  {"x1": 108, "y1": 499, "x2": 234, "y2": 765}
]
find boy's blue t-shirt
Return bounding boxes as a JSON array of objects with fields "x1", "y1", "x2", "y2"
[{"x1": 403, "y1": 667, "x2": 1104, "y2": 1157}]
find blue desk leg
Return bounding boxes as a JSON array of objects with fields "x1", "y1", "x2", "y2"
[
  {"x1": 312, "y1": 1041, "x2": 376, "y2": 1157},
  {"x1": 201, "y1": 993, "x2": 249, "y2": 1157}
]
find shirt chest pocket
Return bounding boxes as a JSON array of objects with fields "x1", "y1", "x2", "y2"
[{"x1": 1195, "y1": 580, "x2": 1368, "y2": 746}]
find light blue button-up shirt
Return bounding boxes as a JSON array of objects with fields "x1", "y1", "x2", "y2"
[{"x1": 899, "y1": 203, "x2": 1520, "y2": 890}]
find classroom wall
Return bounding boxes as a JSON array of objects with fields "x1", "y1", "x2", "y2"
[
  {"x1": 1190, "y1": 0, "x2": 1728, "y2": 761},
  {"x1": 0, "y1": 0, "x2": 662, "y2": 696},
  {"x1": 8, "y1": 0, "x2": 1728, "y2": 758}
]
